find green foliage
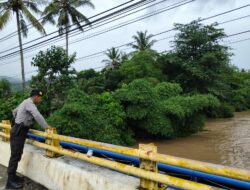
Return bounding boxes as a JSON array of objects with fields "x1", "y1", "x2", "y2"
[
  {"x1": 77, "y1": 69, "x2": 105, "y2": 94},
  {"x1": 130, "y1": 30, "x2": 156, "y2": 51},
  {"x1": 0, "y1": 79, "x2": 11, "y2": 98},
  {"x1": 42, "y1": 0, "x2": 95, "y2": 34},
  {"x1": 230, "y1": 89, "x2": 249, "y2": 111},
  {"x1": 102, "y1": 47, "x2": 121, "y2": 69},
  {"x1": 0, "y1": 92, "x2": 28, "y2": 121},
  {"x1": 0, "y1": 0, "x2": 46, "y2": 88},
  {"x1": 30, "y1": 46, "x2": 76, "y2": 115},
  {"x1": 42, "y1": 0, "x2": 95, "y2": 54},
  {"x1": 119, "y1": 51, "x2": 164, "y2": 84},
  {"x1": 163, "y1": 94, "x2": 220, "y2": 119},
  {"x1": 160, "y1": 21, "x2": 231, "y2": 93},
  {"x1": 48, "y1": 89, "x2": 134, "y2": 145},
  {"x1": 0, "y1": 0, "x2": 45, "y2": 36},
  {"x1": 115, "y1": 79, "x2": 157, "y2": 119},
  {"x1": 154, "y1": 82, "x2": 182, "y2": 99},
  {"x1": 163, "y1": 94, "x2": 220, "y2": 136},
  {"x1": 115, "y1": 79, "x2": 220, "y2": 138},
  {"x1": 115, "y1": 79, "x2": 174, "y2": 138},
  {"x1": 206, "y1": 102, "x2": 234, "y2": 118},
  {"x1": 77, "y1": 69, "x2": 99, "y2": 80},
  {"x1": 103, "y1": 69, "x2": 124, "y2": 91},
  {"x1": 2, "y1": 21, "x2": 250, "y2": 146}
]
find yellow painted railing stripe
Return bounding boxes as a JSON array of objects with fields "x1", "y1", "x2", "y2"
[
  {"x1": 1, "y1": 122, "x2": 250, "y2": 182},
  {"x1": 27, "y1": 139, "x2": 222, "y2": 190}
]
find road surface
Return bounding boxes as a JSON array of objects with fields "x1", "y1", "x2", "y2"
[{"x1": 0, "y1": 164, "x2": 47, "y2": 190}]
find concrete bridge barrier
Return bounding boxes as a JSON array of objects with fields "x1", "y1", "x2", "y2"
[{"x1": 0, "y1": 140, "x2": 139, "y2": 190}]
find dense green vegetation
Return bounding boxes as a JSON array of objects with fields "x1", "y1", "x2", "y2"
[{"x1": 1, "y1": 21, "x2": 250, "y2": 145}]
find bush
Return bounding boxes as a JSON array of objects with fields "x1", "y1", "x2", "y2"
[
  {"x1": 48, "y1": 89, "x2": 134, "y2": 145},
  {"x1": 230, "y1": 89, "x2": 249, "y2": 111},
  {"x1": 119, "y1": 51, "x2": 164, "y2": 84},
  {"x1": 115, "y1": 79, "x2": 175, "y2": 138},
  {"x1": 154, "y1": 82, "x2": 182, "y2": 99},
  {"x1": 0, "y1": 92, "x2": 28, "y2": 121},
  {"x1": 163, "y1": 94, "x2": 220, "y2": 136},
  {"x1": 206, "y1": 102, "x2": 234, "y2": 118}
]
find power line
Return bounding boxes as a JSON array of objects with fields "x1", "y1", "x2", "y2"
[
  {"x1": 75, "y1": 29, "x2": 250, "y2": 62},
  {"x1": 0, "y1": 16, "x2": 45, "y2": 44},
  {"x1": 8, "y1": 1, "x2": 250, "y2": 62},
  {"x1": 199, "y1": 3, "x2": 250, "y2": 22},
  {"x1": 0, "y1": 0, "x2": 86, "y2": 44},
  {"x1": 0, "y1": 0, "x2": 147, "y2": 56},
  {"x1": 0, "y1": 0, "x2": 136, "y2": 43},
  {"x1": 2, "y1": 0, "x2": 162, "y2": 57},
  {"x1": 3, "y1": 4, "x2": 250, "y2": 67},
  {"x1": 227, "y1": 37, "x2": 250, "y2": 45},
  {"x1": 38, "y1": 0, "x2": 174, "y2": 49},
  {"x1": 5, "y1": 27, "x2": 250, "y2": 80},
  {"x1": 1, "y1": 1, "x2": 250, "y2": 67},
  {"x1": 0, "y1": 0, "x2": 164, "y2": 65},
  {"x1": 60, "y1": 0, "x2": 188, "y2": 48},
  {"x1": 227, "y1": 30, "x2": 250, "y2": 37},
  {"x1": 0, "y1": 0, "x2": 152, "y2": 62},
  {"x1": 8, "y1": 0, "x2": 187, "y2": 58},
  {"x1": 0, "y1": 0, "x2": 195, "y2": 61},
  {"x1": 2, "y1": 3, "x2": 250, "y2": 77},
  {"x1": 219, "y1": 14, "x2": 250, "y2": 25}
]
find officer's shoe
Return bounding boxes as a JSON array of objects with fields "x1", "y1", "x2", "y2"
[
  {"x1": 5, "y1": 177, "x2": 23, "y2": 189},
  {"x1": 14, "y1": 174, "x2": 25, "y2": 183}
]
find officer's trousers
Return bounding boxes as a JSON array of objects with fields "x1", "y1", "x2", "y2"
[{"x1": 7, "y1": 124, "x2": 29, "y2": 177}]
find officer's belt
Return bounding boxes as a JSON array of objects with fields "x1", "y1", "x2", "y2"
[{"x1": 13, "y1": 123, "x2": 30, "y2": 135}]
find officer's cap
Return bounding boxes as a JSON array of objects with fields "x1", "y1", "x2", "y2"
[{"x1": 30, "y1": 89, "x2": 43, "y2": 97}]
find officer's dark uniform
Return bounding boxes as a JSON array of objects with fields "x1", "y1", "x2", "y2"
[{"x1": 6, "y1": 90, "x2": 49, "y2": 189}]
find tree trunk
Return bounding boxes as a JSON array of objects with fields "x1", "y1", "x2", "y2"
[
  {"x1": 16, "y1": 10, "x2": 25, "y2": 90},
  {"x1": 66, "y1": 24, "x2": 69, "y2": 56}
]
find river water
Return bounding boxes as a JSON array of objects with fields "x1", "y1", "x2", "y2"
[{"x1": 134, "y1": 111, "x2": 250, "y2": 170}]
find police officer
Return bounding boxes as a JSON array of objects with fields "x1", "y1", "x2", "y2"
[{"x1": 6, "y1": 89, "x2": 51, "y2": 189}]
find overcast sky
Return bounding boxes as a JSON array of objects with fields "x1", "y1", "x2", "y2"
[{"x1": 0, "y1": 0, "x2": 249, "y2": 80}]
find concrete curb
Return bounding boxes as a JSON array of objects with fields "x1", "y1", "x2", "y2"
[{"x1": 0, "y1": 140, "x2": 139, "y2": 190}]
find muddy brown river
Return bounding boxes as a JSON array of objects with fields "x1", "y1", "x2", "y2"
[{"x1": 134, "y1": 111, "x2": 250, "y2": 170}]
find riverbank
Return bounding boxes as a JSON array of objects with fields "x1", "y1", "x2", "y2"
[{"x1": 133, "y1": 111, "x2": 250, "y2": 170}]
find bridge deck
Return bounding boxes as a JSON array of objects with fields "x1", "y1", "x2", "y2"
[{"x1": 0, "y1": 164, "x2": 47, "y2": 190}]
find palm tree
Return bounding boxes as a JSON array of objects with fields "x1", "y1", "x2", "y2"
[
  {"x1": 102, "y1": 47, "x2": 121, "y2": 69},
  {"x1": 0, "y1": 0, "x2": 46, "y2": 90},
  {"x1": 42, "y1": 0, "x2": 94, "y2": 56},
  {"x1": 130, "y1": 30, "x2": 156, "y2": 51}
]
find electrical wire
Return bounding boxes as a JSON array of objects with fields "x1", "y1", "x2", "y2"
[
  {"x1": 0, "y1": 0, "x2": 137, "y2": 43},
  {"x1": 0, "y1": 0, "x2": 195, "y2": 61}
]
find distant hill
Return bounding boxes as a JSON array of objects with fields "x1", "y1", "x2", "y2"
[
  {"x1": 0, "y1": 76, "x2": 21, "y2": 84},
  {"x1": 0, "y1": 76, "x2": 29, "y2": 92}
]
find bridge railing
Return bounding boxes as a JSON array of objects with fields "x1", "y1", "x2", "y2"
[{"x1": 1, "y1": 120, "x2": 249, "y2": 190}]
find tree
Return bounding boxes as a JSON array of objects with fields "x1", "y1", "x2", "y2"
[
  {"x1": 163, "y1": 94, "x2": 220, "y2": 136},
  {"x1": 114, "y1": 79, "x2": 174, "y2": 138},
  {"x1": 102, "y1": 47, "x2": 121, "y2": 69},
  {"x1": 0, "y1": 91, "x2": 28, "y2": 120},
  {"x1": 0, "y1": 0, "x2": 46, "y2": 90},
  {"x1": 48, "y1": 89, "x2": 134, "y2": 145},
  {"x1": 42, "y1": 0, "x2": 94, "y2": 55},
  {"x1": 130, "y1": 30, "x2": 156, "y2": 51},
  {"x1": 119, "y1": 51, "x2": 164, "y2": 84},
  {"x1": 159, "y1": 20, "x2": 231, "y2": 93},
  {"x1": 0, "y1": 79, "x2": 11, "y2": 98},
  {"x1": 30, "y1": 46, "x2": 76, "y2": 115}
]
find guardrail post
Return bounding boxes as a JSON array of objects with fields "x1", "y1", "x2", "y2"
[
  {"x1": 139, "y1": 143, "x2": 161, "y2": 190},
  {"x1": 45, "y1": 128, "x2": 61, "y2": 158},
  {"x1": 2, "y1": 120, "x2": 11, "y2": 142}
]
